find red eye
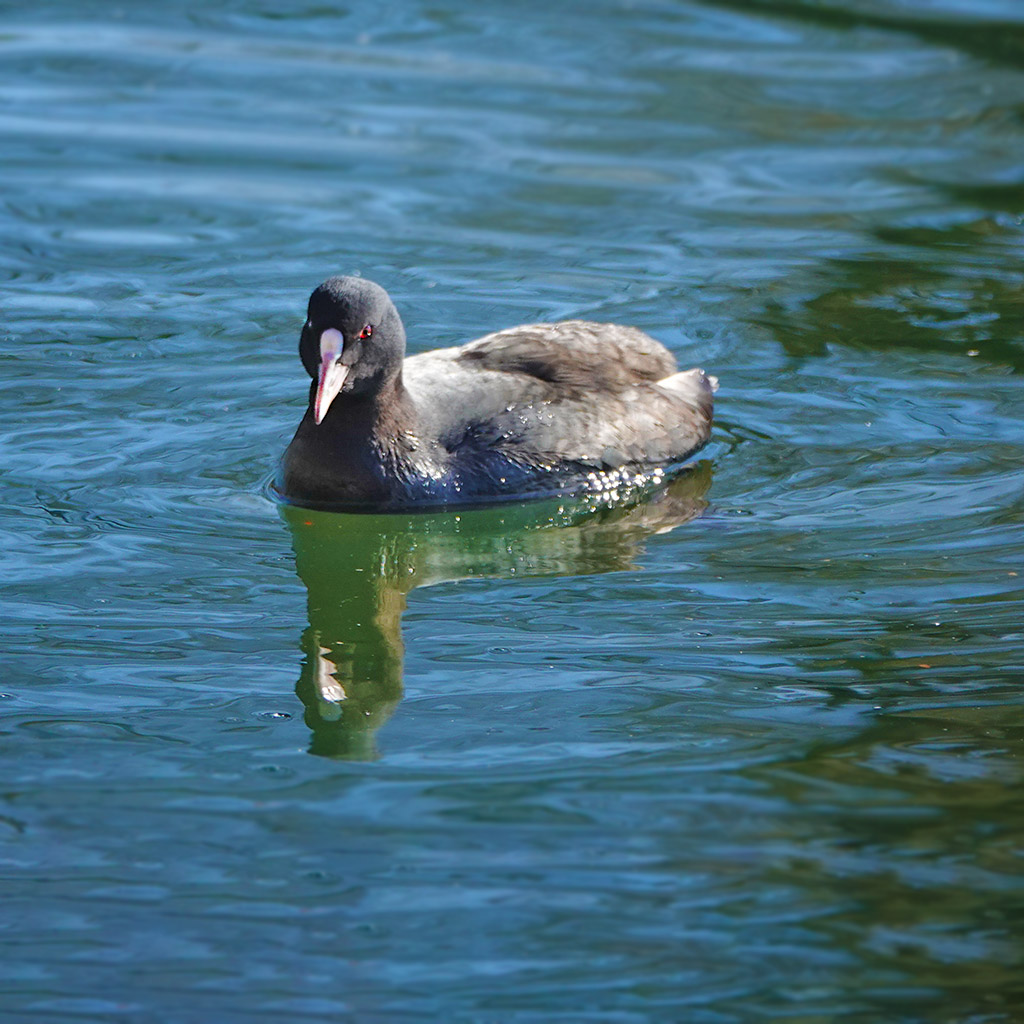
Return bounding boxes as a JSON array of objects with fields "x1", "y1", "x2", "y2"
[{"x1": 359, "y1": 324, "x2": 373, "y2": 340}]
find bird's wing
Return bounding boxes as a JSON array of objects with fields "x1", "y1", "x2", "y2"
[
  {"x1": 454, "y1": 320, "x2": 678, "y2": 391},
  {"x1": 404, "y1": 323, "x2": 712, "y2": 471}
]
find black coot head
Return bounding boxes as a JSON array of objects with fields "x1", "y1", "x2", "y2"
[{"x1": 299, "y1": 276, "x2": 407, "y2": 423}]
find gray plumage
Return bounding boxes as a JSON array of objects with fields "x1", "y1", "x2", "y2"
[{"x1": 280, "y1": 277, "x2": 716, "y2": 510}]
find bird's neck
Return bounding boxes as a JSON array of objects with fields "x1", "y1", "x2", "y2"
[
  {"x1": 319, "y1": 374, "x2": 417, "y2": 446},
  {"x1": 282, "y1": 373, "x2": 439, "y2": 508},
  {"x1": 337, "y1": 368, "x2": 409, "y2": 423}
]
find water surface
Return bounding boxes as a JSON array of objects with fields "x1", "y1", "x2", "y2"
[{"x1": 2, "y1": 1, "x2": 1023, "y2": 1020}]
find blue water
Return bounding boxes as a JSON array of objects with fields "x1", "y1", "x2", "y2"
[{"x1": 2, "y1": 1, "x2": 1023, "y2": 1020}]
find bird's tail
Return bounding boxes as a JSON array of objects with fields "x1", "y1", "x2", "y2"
[{"x1": 657, "y1": 367, "x2": 718, "y2": 407}]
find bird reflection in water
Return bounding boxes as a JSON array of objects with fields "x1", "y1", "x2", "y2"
[{"x1": 282, "y1": 462, "x2": 712, "y2": 759}]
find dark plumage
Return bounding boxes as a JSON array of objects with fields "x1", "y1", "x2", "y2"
[{"x1": 279, "y1": 276, "x2": 717, "y2": 510}]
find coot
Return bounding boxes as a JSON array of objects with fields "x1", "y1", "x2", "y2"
[{"x1": 280, "y1": 276, "x2": 716, "y2": 510}]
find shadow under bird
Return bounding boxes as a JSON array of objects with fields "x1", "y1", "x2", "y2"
[{"x1": 279, "y1": 276, "x2": 717, "y2": 510}]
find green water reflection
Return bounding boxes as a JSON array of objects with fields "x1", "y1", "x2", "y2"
[{"x1": 284, "y1": 464, "x2": 712, "y2": 758}]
